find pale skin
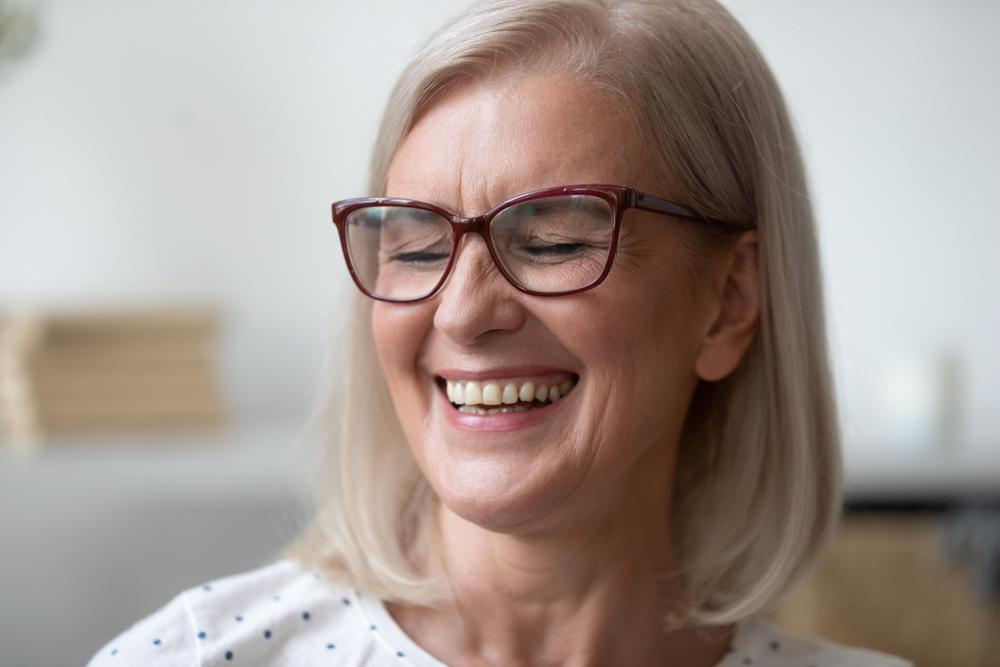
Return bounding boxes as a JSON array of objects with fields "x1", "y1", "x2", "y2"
[{"x1": 373, "y1": 73, "x2": 760, "y2": 667}]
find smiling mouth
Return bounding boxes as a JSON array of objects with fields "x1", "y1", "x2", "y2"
[{"x1": 441, "y1": 376, "x2": 579, "y2": 415}]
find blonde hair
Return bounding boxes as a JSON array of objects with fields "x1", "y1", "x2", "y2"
[{"x1": 290, "y1": 0, "x2": 841, "y2": 625}]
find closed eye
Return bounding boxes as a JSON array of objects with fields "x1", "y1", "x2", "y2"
[
  {"x1": 523, "y1": 242, "x2": 589, "y2": 257},
  {"x1": 391, "y1": 250, "x2": 450, "y2": 263}
]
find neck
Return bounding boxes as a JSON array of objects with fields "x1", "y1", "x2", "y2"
[{"x1": 389, "y1": 448, "x2": 733, "y2": 667}]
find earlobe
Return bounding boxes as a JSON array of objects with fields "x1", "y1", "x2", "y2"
[{"x1": 693, "y1": 231, "x2": 760, "y2": 382}]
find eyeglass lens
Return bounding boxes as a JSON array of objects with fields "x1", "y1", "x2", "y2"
[{"x1": 344, "y1": 194, "x2": 615, "y2": 300}]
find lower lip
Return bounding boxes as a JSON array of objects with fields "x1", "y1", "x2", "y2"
[{"x1": 440, "y1": 389, "x2": 571, "y2": 432}]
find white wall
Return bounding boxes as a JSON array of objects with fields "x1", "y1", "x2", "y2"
[
  {"x1": 0, "y1": 0, "x2": 469, "y2": 419},
  {"x1": 725, "y1": 0, "x2": 1000, "y2": 458},
  {"x1": 1, "y1": 0, "x2": 998, "y2": 455}
]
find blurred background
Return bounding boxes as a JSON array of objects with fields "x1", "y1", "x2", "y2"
[{"x1": 0, "y1": 0, "x2": 997, "y2": 665}]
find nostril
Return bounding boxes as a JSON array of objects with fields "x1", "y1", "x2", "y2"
[{"x1": 432, "y1": 266, "x2": 528, "y2": 346}]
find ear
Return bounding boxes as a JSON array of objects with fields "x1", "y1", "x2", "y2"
[{"x1": 693, "y1": 231, "x2": 760, "y2": 382}]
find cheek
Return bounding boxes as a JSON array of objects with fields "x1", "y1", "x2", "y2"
[
  {"x1": 568, "y1": 271, "x2": 703, "y2": 371},
  {"x1": 371, "y1": 302, "x2": 435, "y2": 407},
  {"x1": 605, "y1": 230, "x2": 710, "y2": 365},
  {"x1": 545, "y1": 259, "x2": 706, "y2": 445}
]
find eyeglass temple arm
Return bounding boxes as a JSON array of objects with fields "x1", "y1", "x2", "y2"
[{"x1": 630, "y1": 189, "x2": 739, "y2": 229}]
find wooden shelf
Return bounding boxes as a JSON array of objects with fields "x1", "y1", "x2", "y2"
[
  {"x1": 0, "y1": 417, "x2": 309, "y2": 511},
  {"x1": 843, "y1": 443, "x2": 1000, "y2": 505},
  {"x1": 4, "y1": 421, "x2": 998, "y2": 508}
]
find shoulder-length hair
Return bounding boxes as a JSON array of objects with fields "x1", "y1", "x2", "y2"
[{"x1": 290, "y1": 0, "x2": 841, "y2": 625}]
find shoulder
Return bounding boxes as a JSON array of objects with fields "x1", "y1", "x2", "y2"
[
  {"x1": 85, "y1": 559, "x2": 404, "y2": 667},
  {"x1": 85, "y1": 589, "x2": 197, "y2": 667},
  {"x1": 721, "y1": 617, "x2": 912, "y2": 667}
]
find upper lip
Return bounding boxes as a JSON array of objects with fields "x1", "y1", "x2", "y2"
[{"x1": 434, "y1": 365, "x2": 576, "y2": 381}]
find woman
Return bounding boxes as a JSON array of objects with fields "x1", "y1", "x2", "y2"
[{"x1": 89, "y1": 0, "x2": 908, "y2": 665}]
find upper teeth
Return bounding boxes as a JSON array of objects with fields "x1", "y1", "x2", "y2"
[{"x1": 446, "y1": 378, "x2": 576, "y2": 406}]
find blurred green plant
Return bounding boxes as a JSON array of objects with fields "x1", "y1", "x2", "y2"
[{"x1": 0, "y1": 1, "x2": 40, "y2": 71}]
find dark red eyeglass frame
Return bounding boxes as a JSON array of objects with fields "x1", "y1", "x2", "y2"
[{"x1": 331, "y1": 184, "x2": 739, "y2": 303}]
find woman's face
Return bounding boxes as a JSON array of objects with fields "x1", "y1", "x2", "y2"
[{"x1": 375, "y1": 75, "x2": 724, "y2": 533}]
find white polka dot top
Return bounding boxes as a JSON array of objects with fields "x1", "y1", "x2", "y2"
[{"x1": 85, "y1": 559, "x2": 911, "y2": 667}]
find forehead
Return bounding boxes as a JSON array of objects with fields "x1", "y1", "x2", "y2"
[{"x1": 385, "y1": 75, "x2": 650, "y2": 215}]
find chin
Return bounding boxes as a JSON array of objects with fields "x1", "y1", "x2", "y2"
[{"x1": 428, "y1": 452, "x2": 585, "y2": 533}]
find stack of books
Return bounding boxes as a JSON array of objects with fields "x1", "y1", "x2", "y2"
[{"x1": 0, "y1": 308, "x2": 225, "y2": 453}]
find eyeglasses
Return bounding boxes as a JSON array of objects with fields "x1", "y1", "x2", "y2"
[{"x1": 331, "y1": 184, "x2": 736, "y2": 303}]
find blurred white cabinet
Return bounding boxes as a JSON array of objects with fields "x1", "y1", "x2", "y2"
[
  {"x1": 843, "y1": 443, "x2": 1000, "y2": 505},
  {"x1": 2, "y1": 416, "x2": 998, "y2": 667},
  {"x1": 0, "y1": 419, "x2": 309, "y2": 667}
]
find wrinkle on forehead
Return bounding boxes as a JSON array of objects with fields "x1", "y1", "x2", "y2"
[{"x1": 385, "y1": 74, "x2": 646, "y2": 217}]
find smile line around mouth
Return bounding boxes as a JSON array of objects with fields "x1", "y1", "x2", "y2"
[{"x1": 443, "y1": 376, "x2": 578, "y2": 415}]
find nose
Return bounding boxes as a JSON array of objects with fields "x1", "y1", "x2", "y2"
[{"x1": 432, "y1": 233, "x2": 526, "y2": 346}]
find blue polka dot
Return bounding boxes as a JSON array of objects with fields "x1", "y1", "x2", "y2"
[
  {"x1": 770, "y1": 640, "x2": 781, "y2": 651},
  {"x1": 727, "y1": 646, "x2": 735, "y2": 654},
  {"x1": 225, "y1": 651, "x2": 233, "y2": 661},
  {"x1": 397, "y1": 651, "x2": 405, "y2": 657},
  {"x1": 111, "y1": 648, "x2": 118, "y2": 656},
  {"x1": 370, "y1": 624, "x2": 377, "y2": 631},
  {"x1": 153, "y1": 639, "x2": 161, "y2": 645},
  {"x1": 235, "y1": 616, "x2": 243, "y2": 622},
  {"x1": 342, "y1": 598, "x2": 351, "y2": 605},
  {"x1": 327, "y1": 644, "x2": 336, "y2": 650},
  {"x1": 302, "y1": 611, "x2": 310, "y2": 620},
  {"x1": 313, "y1": 572, "x2": 322, "y2": 580},
  {"x1": 197, "y1": 631, "x2": 206, "y2": 639},
  {"x1": 743, "y1": 659, "x2": 753, "y2": 665},
  {"x1": 264, "y1": 630, "x2": 272, "y2": 639},
  {"x1": 273, "y1": 596, "x2": 281, "y2": 602},
  {"x1": 202, "y1": 584, "x2": 212, "y2": 592}
]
